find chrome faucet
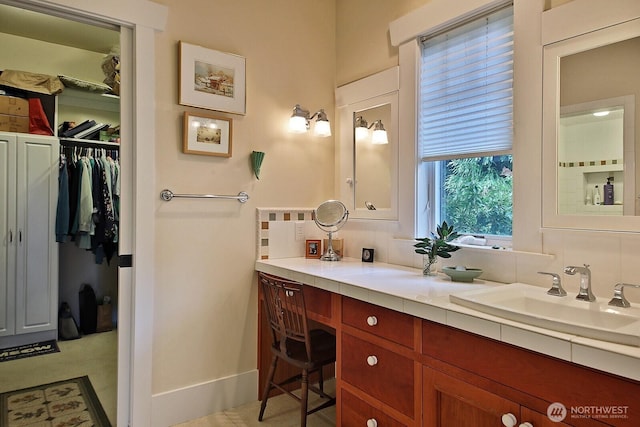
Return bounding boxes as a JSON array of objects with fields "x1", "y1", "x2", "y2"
[
  {"x1": 537, "y1": 271, "x2": 567, "y2": 296},
  {"x1": 564, "y1": 264, "x2": 595, "y2": 302},
  {"x1": 608, "y1": 283, "x2": 640, "y2": 308}
]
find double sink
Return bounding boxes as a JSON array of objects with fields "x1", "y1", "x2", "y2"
[{"x1": 449, "y1": 283, "x2": 640, "y2": 347}]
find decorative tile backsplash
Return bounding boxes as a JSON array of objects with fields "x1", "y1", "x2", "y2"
[
  {"x1": 256, "y1": 208, "x2": 315, "y2": 259},
  {"x1": 558, "y1": 158, "x2": 622, "y2": 168}
]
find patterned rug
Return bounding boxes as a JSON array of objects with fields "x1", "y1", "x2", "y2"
[
  {"x1": 0, "y1": 341, "x2": 59, "y2": 363},
  {"x1": 0, "y1": 376, "x2": 110, "y2": 427}
]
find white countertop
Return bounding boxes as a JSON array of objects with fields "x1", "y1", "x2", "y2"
[{"x1": 255, "y1": 257, "x2": 640, "y2": 382}]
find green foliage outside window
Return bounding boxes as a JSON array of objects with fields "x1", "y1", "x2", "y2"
[{"x1": 439, "y1": 155, "x2": 513, "y2": 236}]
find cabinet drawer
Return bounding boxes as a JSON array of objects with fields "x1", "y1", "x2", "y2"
[
  {"x1": 342, "y1": 388, "x2": 406, "y2": 427},
  {"x1": 342, "y1": 296, "x2": 414, "y2": 348},
  {"x1": 304, "y1": 285, "x2": 332, "y2": 319},
  {"x1": 342, "y1": 332, "x2": 415, "y2": 419}
]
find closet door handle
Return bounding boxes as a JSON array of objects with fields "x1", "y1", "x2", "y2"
[
  {"x1": 8, "y1": 229, "x2": 12, "y2": 243},
  {"x1": 19, "y1": 229, "x2": 22, "y2": 243}
]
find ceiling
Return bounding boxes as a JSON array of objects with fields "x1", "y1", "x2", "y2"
[{"x1": 0, "y1": 3, "x2": 119, "y2": 54}]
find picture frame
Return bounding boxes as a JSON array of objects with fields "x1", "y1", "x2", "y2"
[
  {"x1": 305, "y1": 239, "x2": 322, "y2": 259},
  {"x1": 324, "y1": 238, "x2": 344, "y2": 258},
  {"x1": 179, "y1": 41, "x2": 246, "y2": 115},
  {"x1": 183, "y1": 112, "x2": 232, "y2": 157}
]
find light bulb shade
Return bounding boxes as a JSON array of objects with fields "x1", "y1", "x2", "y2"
[
  {"x1": 371, "y1": 121, "x2": 388, "y2": 144},
  {"x1": 289, "y1": 115, "x2": 308, "y2": 133},
  {"x1": 314, "y1": 119, "x2": 332, "y2": 137},
  {"x1": 354, "y1": 116, "x2": 369, "y2": 142},
  {"x1": 371, "y1": 129, "x2": 388, "y2": 144},
  {"x1": 355, "y1": 126, "x2": 369, "y2": 142},
  {"x1": 289, "y1": 104, "x2": 310, "y2": 133},
  {"x1": 313, "y1": 109, "x2": 331, "y2": 137}
]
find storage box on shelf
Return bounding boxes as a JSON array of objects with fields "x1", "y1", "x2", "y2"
[{"x1": 0, "y1": 94, "x2": 29, "y2": 132}]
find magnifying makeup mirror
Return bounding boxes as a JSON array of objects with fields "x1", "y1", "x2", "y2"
[{"x1": 314, "y1": 200, "x2": 349, "y2": 261}]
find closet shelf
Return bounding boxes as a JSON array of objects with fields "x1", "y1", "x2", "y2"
[{"x1": 59, "y1": 137, "x2": 120, "y2": 148}]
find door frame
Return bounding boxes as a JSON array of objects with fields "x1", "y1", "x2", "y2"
[{"x1": 1, "y1": 1, "x2": 167, "y2": 425}]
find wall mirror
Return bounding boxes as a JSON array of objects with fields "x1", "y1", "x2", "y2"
[
  {"x1": 335, "y1": 67, "x2": 399, "y2": 220},
  {"x1": 542, "y1": 15, "x2": 640, "y2": 231}
]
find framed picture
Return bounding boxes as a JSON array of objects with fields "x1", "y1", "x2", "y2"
[
  {"x1": 179, "y1": 41, "x2": 246, "y2": 115},
  {"x1": 183, "y1": 112, "x2": 232, "y2": 157},
  {"x1": 305, "y1": 239, "x2": 322, "y2": 259},
  {"x1": 324, "y1": 238, "x2": 344, "y2": 257}
]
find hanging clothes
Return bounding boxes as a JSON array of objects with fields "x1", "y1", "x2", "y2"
[
  {"x1": 56, "y1": 142, "x2": 120, "y2": 264},
  {"x1": 55, "y1": 154, "x2": 69, "y2": 243}
]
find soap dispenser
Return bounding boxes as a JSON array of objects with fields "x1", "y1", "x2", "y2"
[
  {"x1": 593, "y1": 185, "x2": 601, "y2": 205},
  {"x1": 603, "y1": 177, "x2": 614, "y2": 205}
]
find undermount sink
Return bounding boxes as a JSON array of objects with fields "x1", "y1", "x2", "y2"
[{"x1": 449, "y1": 283, "x2": 640, "y2": 346}]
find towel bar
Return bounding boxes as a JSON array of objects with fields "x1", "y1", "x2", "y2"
[{"x1": 160, "y1": 189, "x2": 249, "y2": 203}]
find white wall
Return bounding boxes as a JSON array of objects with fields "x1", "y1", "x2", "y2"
[
  {"x1": 334, "y1": 0, "x2": 640, "y2": 306},
  {"x1": 149, "y1": 0, "x2": 336, "y2": 423}
]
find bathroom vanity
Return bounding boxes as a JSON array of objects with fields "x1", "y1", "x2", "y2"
[{"x1": 255, "y1": 257, "x2": 640, "y2": 427}]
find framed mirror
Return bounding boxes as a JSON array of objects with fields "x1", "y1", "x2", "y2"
[
  {"x1": 335, "y1": 67, "x2": 399, "y2": 220},
  {"x1": 542, "y1": 16, "x2": 640, "y2": 231}
]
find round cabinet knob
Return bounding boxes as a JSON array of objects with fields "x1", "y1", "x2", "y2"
[
  {"x1": 366, "y1": 419, "x2": 378, "y2": 427},
  {"x1": 346, "y1": 178, "x2": 354, "y2": 185},
  {"x1": 501, "y1": 413, "x2": 518, "y2": 427},
  {"x1": 366, "y1": 355, "x2": 378, "y2": 366},
  {"x1": 519, "y1": 423, "x2": 533, "y2": 427},
  {"x1": 366, "y1": 316, "x2": 378, "y2": 326}
]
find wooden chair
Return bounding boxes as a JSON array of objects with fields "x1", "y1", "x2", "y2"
[{"x1": 258, "y1": 272, "x2": 336, "y2": 426}]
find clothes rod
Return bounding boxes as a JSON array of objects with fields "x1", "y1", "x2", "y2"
[
  {"x1": 60, "y1": 138, "x2": 120, "y2": 149},
  {"x1": 160, "y1": 189, "x2": 249, "y2": 203}
]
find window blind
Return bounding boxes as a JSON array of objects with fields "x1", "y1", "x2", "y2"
[{"x1": 419, "y1": 5, "x2": 513, "y2": 161}]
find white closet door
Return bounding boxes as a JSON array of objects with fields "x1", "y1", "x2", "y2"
[
  {"x1": 0, "y1": 133, "x2": 16, "y2": 336},
  {"x1": 15, "y1": 134, "x2": 59, "y2": 334}
]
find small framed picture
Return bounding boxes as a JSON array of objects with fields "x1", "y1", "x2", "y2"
[
  {"x1": 362, "y1": 248, "x2": 374, "y2": 263},
  {"x1": 183, "y1": 112, "x2": 232, "y2": 157},
  {"x1": 179, "y1": 41, "x2": 246, "y2": 115},
  {"x1": 305, "y1": 239, "x2": 321, "y2": 259}
]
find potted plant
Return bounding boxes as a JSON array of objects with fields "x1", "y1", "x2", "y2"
[{"x1": 414, "y1": 221, "x2": 461, "y2": 275}]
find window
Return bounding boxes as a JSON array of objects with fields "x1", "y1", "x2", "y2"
[{"x1": 418, "y1": 4, "x2": 514, "y2": 238}]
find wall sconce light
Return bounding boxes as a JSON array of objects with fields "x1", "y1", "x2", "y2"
[
  {"x1": 289, "y1": 104, "x2": 332, "y2": 137},
  {"x1": 354, "y1": 116, "x2": 389, "y2": 144}
]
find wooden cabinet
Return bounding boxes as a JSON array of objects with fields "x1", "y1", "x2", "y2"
[
  {"x1": 341, "y1": 388, "x2": 406, "y2": 427},
  {"x1": 423, "y1": 366, "x2": 575, "y2": 427},
  {"x1": 339, "y1": 296, "x2": 420, "y2": 426},
  {"x1": 423, "y1": 366, "x2": 519, "y2": 426},
  {"x1": 342, "y1": 296, "x2": 414, "y2": 349},
  {"x1": 256, "y1": 273, "x2": 640, "y2": 427},
  {"x1": 421, "y1": 320, "x2": 640, "y2": 427},
  {"x1": 0, "y1": 132, "x2": 58, "y2": 343}
]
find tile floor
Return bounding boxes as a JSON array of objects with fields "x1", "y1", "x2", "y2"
[{"x1": 175, "y1": 380, "x2": 336, "y2": 427}]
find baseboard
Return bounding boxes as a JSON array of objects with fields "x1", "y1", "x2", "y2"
[{"x1": 151, "y1": 369, "x2": 258, "y2": 426}]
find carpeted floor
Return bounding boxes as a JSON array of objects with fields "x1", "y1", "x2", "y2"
[
  {"x1": 0, "y1": 376, "x2": 111, "y2": 427},
  {"x1": 0, "y1": 331, "x2": 117, "y2": 426}
]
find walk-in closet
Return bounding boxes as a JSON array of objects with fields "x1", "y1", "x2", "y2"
[{"x1": 0, "y1": 4, "x2": 121, "y2": 423}]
